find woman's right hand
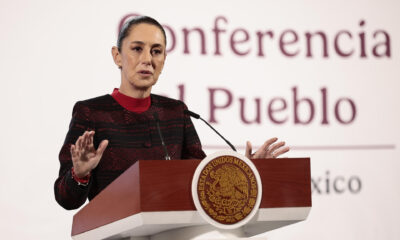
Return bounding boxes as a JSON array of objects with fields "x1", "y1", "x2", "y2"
[{"x1": 70, "y1": 131, "x2": 109, "y2": 178}]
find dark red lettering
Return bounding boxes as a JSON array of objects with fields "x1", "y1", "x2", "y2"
[
  {"x1": 305, "y1": 31, "x2": 329, "y2": 58},
  {"x1": 359, "y1": 20, "x2": 367, "y2": 58},
  {"x1": 334, "y1": 31, "x2": 354, "y2": 57},
  {"x1": 256, "y1": 30, "x2": 274, "y2": 57},
  {"x1": 321, "y1": 88, "x2": 329, "y2": 124},
  {"x1": 208, "y1": 88, "x2": 233, "y2": 123},
  {"x1": 178, "y1": 84, "x2": 185, "y2": 102},
  {"x1": 279, "y1": 30, "x2": 299, "y2": 57},
  {"x1": 213, "y1": 16, "x2": 228, "y2": 56},
  {"x1": 335, "y1": 98, "x2": 357, "y2": 124},
  {"x1": 372, "y1": 30, "x2": 391, "y2": 57},
  {"x1": 239, "y1": 98, "x2": 261, "y2": 124},
  {"x1": 293, "y1": 87, "x2": 315, "y2": 124},
  {"x1": 163, "y1": 25, "x2": 176, "y2": 53},
  {"x1": 268, "y1": 97, "x2": 288, "y2": 124},
  {"x1": 230, "y1": 28, "x2": 251, "y2": 56},
  {"x1": 183, "y1": 28, "x2": 207, "y2": 55}
]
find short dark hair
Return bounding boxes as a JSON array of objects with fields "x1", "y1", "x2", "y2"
[{"x1": 117, "y1": 16, "x2": 167, "y2": 52}]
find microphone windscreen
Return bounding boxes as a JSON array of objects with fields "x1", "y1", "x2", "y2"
[{"x1": 184, "y1": 109, "x2": 200, "y2": 119}]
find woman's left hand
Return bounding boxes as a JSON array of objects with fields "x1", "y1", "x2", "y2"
[{"x1": 245, "y1": 137, "x2": 290, "y2": 159}]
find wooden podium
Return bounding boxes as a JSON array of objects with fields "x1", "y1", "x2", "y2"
[{"x1": 71, "y1": 158, "x2": 311, "y2": 240}]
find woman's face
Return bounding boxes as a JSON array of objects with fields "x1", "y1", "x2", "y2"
[{"x1": 113, "y1": 23, "x2": 166, "y2": 95}]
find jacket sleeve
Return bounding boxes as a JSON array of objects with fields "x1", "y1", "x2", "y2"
[
  {"x1": 181, "y1": 103, "x2": 207, "y2": 160},
  {"x1": 54, "y1": 101, "x2": 94, "y2": 210}
]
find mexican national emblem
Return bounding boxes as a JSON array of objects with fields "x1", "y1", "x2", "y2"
[{"x1": 192, "y1": 151, "x2": 262, "y2": 229}]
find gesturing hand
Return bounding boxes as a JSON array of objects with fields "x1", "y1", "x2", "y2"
[
  {"x1": 245, "y1": 137, "x2": 289, "y2": 159},
  {"x1": 70, "y1": 131, "x2": 109, "y2": 178}
]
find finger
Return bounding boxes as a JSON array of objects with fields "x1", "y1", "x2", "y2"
[
  {"x1": 82, "y1": 131, "x2": 88, "y2": 147},
  {"x1": 96, "y1": 140, "x2": 109, "y2": 157},
  {"x1": 76, "y1": 136, "x2": 83, "y2": 150},
  {"x1": 81, "y1": 133, "x2": 89, "y2": 153},
  {"x1": 245, "y1": 141, "x2": 252, "y2": 159},
  {"x1": 262, "y1": 137, "x2": 278, "y2": 149},
  {"x1": 84, "y1": 131, "x2": 93, "y2": 149},
  {"x1": 70, "y1": 144, "x2": 77, "y2": 158},
  {"x1": 255, "y1": 137, "x2": 278, "y2": 157},
  {"x1": 255, "y1": 137, "x2": 278, "y2": 156},
  {"x1": 88, "y1": 131, "x2": 94, "y2": 147},
  {"x1": 273, "y1": 146, "x2": 290, "y2": 158},
  {"x1": 82, "y1": 131, "x2": 90, "y2": 149},
  {"x1": 86, "y1": 131, "x2": 93, "y2": 149},
  {"x1": 269, "y1": 141, "x2": 286, "y2": 154}
]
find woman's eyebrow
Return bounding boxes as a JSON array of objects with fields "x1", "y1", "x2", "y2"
[
  {"x1": 129, "y1": 41, "x2": 145, "y2": 45},
  {"x1": 151, "y1": 43, "x2": 163, "y2": 48},
  {"x1": 129, "y1": 41, "x2": 164, "y2": 48}
]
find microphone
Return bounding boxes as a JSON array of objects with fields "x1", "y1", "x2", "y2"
[
  {"x1": 184, "y1": 109, "x2": 237, "y2": 152},
  {"x1": 153, "y1": 112, "x2": 171, "y2": 160}
]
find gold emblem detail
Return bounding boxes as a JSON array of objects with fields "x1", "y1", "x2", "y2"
[{"x1": 197, "y1": 155, "x2": 258, "y2": 224}]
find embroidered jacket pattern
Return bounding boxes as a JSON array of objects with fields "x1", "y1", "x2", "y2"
[{"x1": 54, "y1": 94, "x2": 206, "y2": 210}]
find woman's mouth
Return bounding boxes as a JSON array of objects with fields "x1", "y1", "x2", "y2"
[{"x1": 138, "y1": 70, "x2": 153, "y2": 76}]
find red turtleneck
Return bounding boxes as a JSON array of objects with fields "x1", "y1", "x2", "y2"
[{"x1": 111, "y1": 88, "x2": 151, "y2": 113}]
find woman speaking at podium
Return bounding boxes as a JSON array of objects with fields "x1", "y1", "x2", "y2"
[{"x1": 54, "y1": 16, "x2": 289, "y2": 210}]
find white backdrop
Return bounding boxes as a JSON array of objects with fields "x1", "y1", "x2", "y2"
[{"x1": 0, "y1": 0, "x2": 399, "y2": 239}]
